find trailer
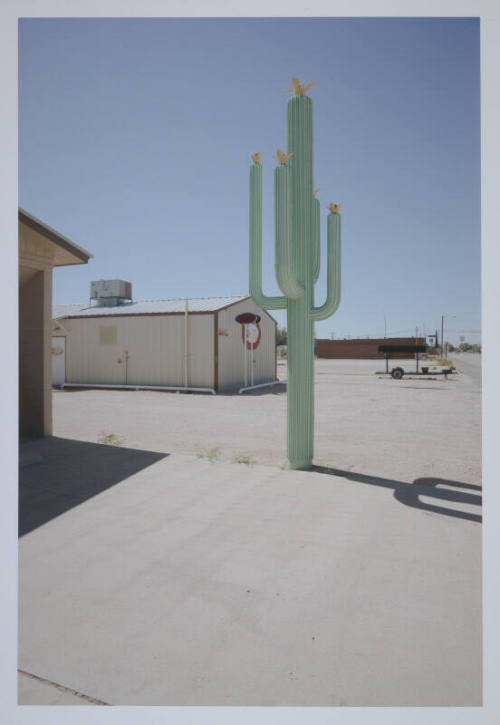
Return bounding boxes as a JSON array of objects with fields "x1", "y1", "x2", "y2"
[{"x1": 376, "y1": 344, "x2": 455, "y2": 379}]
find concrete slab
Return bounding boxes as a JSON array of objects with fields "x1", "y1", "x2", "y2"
[{"x1": 19, "y1": 447, "x2": 481, "y2": 706}]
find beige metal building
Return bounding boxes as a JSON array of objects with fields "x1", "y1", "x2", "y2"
[
  {"x1": 53, "y1": 283, "x2": 277, "y2": 393},
  {"x1": 19, "y1": 209, "x2": 92, "y2": 437}
]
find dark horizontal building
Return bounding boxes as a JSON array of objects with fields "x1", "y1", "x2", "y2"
[{"x1": 315, "y1": 337, "x2": 426, "y2": 359}]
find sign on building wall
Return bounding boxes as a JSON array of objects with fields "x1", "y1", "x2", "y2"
[{"x1": 235, "y1": 312, "x2": 262, "y2": 350}]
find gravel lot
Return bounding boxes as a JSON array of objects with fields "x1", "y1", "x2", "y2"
[{"x1": 53, "y1": 353, "x2": 481, "y2": 487}]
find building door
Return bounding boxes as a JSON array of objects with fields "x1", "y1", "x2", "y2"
[{"x1": 52, "y1": 336, "x2": 66, "y2": 386}]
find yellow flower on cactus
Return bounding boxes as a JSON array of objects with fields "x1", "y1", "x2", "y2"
[
  {"x1": 329, "y1": 202, "x2": 342, "y2": 214},
  {"x1": 250, "y1": 152, "x2": 261, "y2": 164},
  {"x1": 286, "y1": 77, "x2": 315, "y2": 95},
  {"x1": 276, "y1": 149, "x2": 294, "y2": 165}
]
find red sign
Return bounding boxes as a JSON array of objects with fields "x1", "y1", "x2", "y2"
[
  {"x1": 235, "y1": 312, "x2": 262, "y2": 350},
  {"x1": 235, "y1": 312, "x2": 261, "y2": 325}
]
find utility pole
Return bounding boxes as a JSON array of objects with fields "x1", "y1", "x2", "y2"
[{"x1": 441, "y1": 315, "x2": 444, "y2": 357}]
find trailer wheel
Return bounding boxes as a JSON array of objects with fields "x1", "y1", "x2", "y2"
[{"x1": 391, "y1": 367, "x2": 404, "y2": 380}]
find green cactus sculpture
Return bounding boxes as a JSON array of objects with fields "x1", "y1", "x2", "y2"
[{"x1": 249, "y1": 78, "x2": 341, "y2": 470}]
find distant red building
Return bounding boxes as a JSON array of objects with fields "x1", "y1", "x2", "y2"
[{"x1": 315, "y1": 337, "x2": 426, "y2": 359}]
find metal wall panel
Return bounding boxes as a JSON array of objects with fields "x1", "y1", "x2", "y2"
[
  {"x1": 217, "y1": 298, "x2": 277, "y2": 392},
  {"x1": 61, "y1": 314, "x2": 214, "y2": 388}
]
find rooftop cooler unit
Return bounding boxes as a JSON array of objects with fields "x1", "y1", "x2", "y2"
[{"x1": 90, "y1": 279, "x2": 132, "y2": 307}]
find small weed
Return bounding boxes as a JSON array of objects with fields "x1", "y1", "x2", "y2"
[
  {"x1": 233, "y1": 454, "x2": 254, "y2": 465},
  {"x1": 97, "y1": 432, "x2": 125, "y2": 446},
  {"x1": 196, "y1": 446, "x2": 221, "y2": 462}
]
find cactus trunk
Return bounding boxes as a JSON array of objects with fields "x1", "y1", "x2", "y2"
[
  {"x1": 249, "y1": 80, "x2": 342, "y2": 470},
  {"x1": 287, "y1": 300, "x2": 315, "y2": 468},
  {"x1": 286, "y1": 95, "x2": 315, "y2": 468}
]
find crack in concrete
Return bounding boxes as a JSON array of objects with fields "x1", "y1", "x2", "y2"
[{"x1": 18, "y1": 669, "x2": 110, "y2": 706}]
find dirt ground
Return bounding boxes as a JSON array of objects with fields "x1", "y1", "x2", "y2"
[{"x1": 53, "y1": 353, "x2": 481, "y2": 488}]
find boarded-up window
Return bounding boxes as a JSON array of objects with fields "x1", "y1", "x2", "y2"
[{"x1": 99, "y1": 326, "x2": 117, "y2": 345}]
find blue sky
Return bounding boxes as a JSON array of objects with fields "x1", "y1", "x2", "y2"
[{"x1": 19, "y1": 17, "x2": 481, "y2": 344}]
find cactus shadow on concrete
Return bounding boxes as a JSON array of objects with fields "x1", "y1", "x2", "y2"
[{"x1": 311, "y1": 466, "x2": 482, "y2": 523}]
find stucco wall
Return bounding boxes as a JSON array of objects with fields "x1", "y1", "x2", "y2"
[
  {"x1": 19, "y1": 212, "x2": 90, "y2": 437},
  {"x1": 19, "y1": 268, "x2": 53, "y2": 436}
]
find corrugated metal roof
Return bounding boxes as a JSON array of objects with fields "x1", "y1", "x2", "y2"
[{"x1": 53, "y1": 296, "x2": 249, "y2": 319}]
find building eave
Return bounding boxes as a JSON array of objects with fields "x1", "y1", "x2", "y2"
[{"x1": 19, "y1": 208, "x2": 93, "y2": 265}]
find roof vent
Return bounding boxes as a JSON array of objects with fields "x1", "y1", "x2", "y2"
[{"x1": 90, "y1": 279, "x2": 132, "y2": 307}]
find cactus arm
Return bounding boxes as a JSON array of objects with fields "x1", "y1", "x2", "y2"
[
  {"x1": 311, "y1": 211, "x2": 341, "y2": 321},
  {"x1": 275, "y1": 163, "x2": 304, "y2": 300},
  {"x1": 249, "y1": 162, "x2": 287, "y2": 310},
  {"x1": 312, "y1": 196, "x2": 320, "y2": 283}
]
